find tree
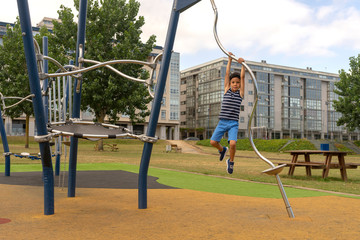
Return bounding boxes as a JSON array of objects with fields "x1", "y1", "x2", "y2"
[
  {"x1": 53, "y1": 0, "x2": 156, "y2": 150},
  {"x1": 333, "y1": 54, "x2": 360, "y2": 131},
  {"x1": 78, "y1": 0, "x2": 156, "y2": 122},
  {"x1": 49, "y1": 5, "x2": 78, "y2": 67},
  {"x1": 0, "y1": 20, "x2": 50, "y2": 148}
]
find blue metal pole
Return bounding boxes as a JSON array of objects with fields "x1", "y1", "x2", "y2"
[
  {"x1": 66, "y1": 60, "x2": 74, "y2": 113},
  {"x1": 138, "y1": 0, "x2": 201, "y2": 209},
  {"x1": 0, "y1": 108, "x2": 11, "y2": 176},
  {"x1": 55, "y1": 142, "x2": 61, "y2": 176},
  {"x1": 17, "y1": 0, "x2": 54, "y2": 215},
  {"x1": 68, "y1": 0, "x2": 88, "y2": 198},
  {"x1": 43, "y1": 36, "x2": 49, "y2": 123},
  {"x1": 43, "y1": 37, "x2": 59, "y2": 177}
]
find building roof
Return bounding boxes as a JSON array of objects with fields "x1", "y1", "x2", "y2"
[{"x1": 181, "y1": 57, "x2": 339, "y2": 80}]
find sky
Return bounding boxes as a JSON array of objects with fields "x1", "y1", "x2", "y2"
[{"x1": 2, "y1": 0, "x2": 360, "y2": 73}]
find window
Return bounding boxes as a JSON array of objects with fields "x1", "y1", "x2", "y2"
[
  {"x1": 161, "y1": 110, "x2": 166, "y2": 120},
  {"x1": 11, "y1": 120, "x2": 25, "y2": 135}
]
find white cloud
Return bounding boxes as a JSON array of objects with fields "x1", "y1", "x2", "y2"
[
  {"x1": 138, "y1": 0, "x2": 173, "y2": 45},
  {"x1": 1, "y1": 0, "x2": 76, "y2": 25},
  {"x1": 3, "y1": 0, "x2": 360, "y2": 73},
  {"x1": 316, "y1": 5, "x2": 336, "y2": 20},
  {"x1": 138, "y1": 0, "x2": 360, "y2": 60}
]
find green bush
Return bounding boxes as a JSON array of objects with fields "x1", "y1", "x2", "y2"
[
  {"x1": 197, "y1": 138, "x2": 289, "y2": 152},
  {"x1": 334, "y1": 143, "x2": 355, "y2": 154},
  {"x1": 354, "y1": 140, "x2": 360, "y2": 147},
  {"x1": 280, "y1": 139, "x2": 316, "y2": 152}
]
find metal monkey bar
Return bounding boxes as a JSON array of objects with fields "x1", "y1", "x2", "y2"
[{"x1": 36, "y1": 42, "x2": 163, "y2": 98}]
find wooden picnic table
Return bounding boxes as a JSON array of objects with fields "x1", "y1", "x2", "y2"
[
  {"x1": 170, "y1": 144, "x2": 182, "y2": 153},
  {"x1": 279, "y1": 150, "x2": 360, "y2": 181}
]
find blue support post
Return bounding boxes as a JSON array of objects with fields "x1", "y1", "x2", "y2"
[
  {"x1": 42, "y1": 36, "x2": 49, "y2": 123},
  {"x1": 66, "y1": 60, "x2": 74, "y2": 113},
  {"x1": 138, "y1": 0, "x2": 201, "y2": 209},
  {"x1": 43, "y1": 37, "x2": 60, "y2": 176},
  {"x1": 17, "y1": 0, "x2": 54, "y2": 215},
  {"x1": 55, "y1": 142, "x2": 61, "y2": 176},
  {"x1": 68, "y1": 0, "x2": 88, "y2": 197},
  {"x1": 0, "y1": 108, "x2": 11, "y2": 176}
]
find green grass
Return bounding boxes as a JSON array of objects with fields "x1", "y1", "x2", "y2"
[
  {"x1": 2, "y1": 162, "x2": 348, "y2": 199},
  {"x1": 1, "y1": 137, "x2": 360, "y2": 196}
]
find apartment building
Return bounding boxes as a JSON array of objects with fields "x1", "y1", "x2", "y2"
[
  {"x1": 180, "y1": 58, "x2": 358, "y2": 141},
  {"x1": 0, "y1": 21, "x2": 41, "y2": 45},
  {"x1": 36, "y1": 17, "x2": 60, "y2": 30}
]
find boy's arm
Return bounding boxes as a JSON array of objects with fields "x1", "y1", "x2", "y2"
[
  {"x1": 224, "y1": 53, "x2": 233, "y2": 94},
  {"x1": 238, "y1": 58, "x2": 245, "y2": 98}
]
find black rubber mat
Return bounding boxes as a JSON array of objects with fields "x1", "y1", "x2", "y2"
[{"x1": 0, "y1": 170, "x2": 176, "y2": 189}]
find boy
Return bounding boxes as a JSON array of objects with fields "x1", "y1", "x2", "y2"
[{"x1": 210, "y1": 52, "x2": 245, "y2": 174}]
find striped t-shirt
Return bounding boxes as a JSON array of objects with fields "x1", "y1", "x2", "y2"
[{"x1": 219, "y1": 88, "x2": 243, "y2": 121}]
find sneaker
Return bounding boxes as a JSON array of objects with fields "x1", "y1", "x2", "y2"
[
  {"x1": 226, "y1": 159, "x2": 234, "y2": 174},
  {"x1": 219, "y1": 146, "x2": 228, "y2": 161}
]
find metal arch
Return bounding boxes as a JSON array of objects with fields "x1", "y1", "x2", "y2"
[
  {"x1": 210, "y1": 0, "x2": 294, "y2": 218},
  {"x1": 41, "y1": 59, "x2": 153, "y2": 79},
  {"x1": 81, "y1": 59, "x2": 150, "y2": 83}
]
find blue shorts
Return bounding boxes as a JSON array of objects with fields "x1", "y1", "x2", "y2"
[{"x1": 211, "y1": 119, "x2": 239, "y2": 142}]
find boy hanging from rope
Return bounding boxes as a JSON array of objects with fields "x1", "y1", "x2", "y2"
[{"x1": 210, "y1": 52, "x2": 245, "y2": 174}]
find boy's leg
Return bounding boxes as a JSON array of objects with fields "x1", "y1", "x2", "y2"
[
  {"x1": 228, "y1": 140, "x2": 237, "y2": 161},
  {"x1": 211, "y1": 140, "x2": 228, "y2": 161},
  {"x1": 226, "y1": 121, "x2": 238, "y2": 174},
  {"x1": 226, "y1": 140, "x2": 236, "y2": 174},
  {"x1": 227, "y1": 120, "x2": 239, "y2": 162},
  {"x1": 210, "y1": 120, "x2": 228, "y2": 161},
  {"x1": 210, "y1": 120, "x2": 227, "y2": 151},
  {"x1": 210, "y1": 140, "x2": 223, "y2": 152}
]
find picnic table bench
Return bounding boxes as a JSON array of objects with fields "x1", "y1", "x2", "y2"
[
  {"x1": 171, "y1": 144, "x2": 182, "y2": 153},
  {"x1": 277, "y1": 150, "x2": 360, "y2": 181},
  {"x1": 94, "y1": 143, "x2": 119, "y2": 151},
  {"x1": 165, "y1": 144, "x2": 182, "y2": 153}
]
